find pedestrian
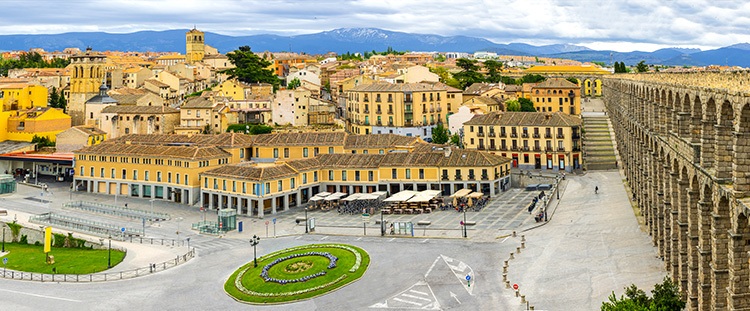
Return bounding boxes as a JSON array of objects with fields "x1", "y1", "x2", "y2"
[{"x1": 389, "y1": 223, "x2": 394, "y2": 235}]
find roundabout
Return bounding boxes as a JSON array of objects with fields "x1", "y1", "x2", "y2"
[{"x1": 224, "y1": 243, "x2": 370, "y2": 304}]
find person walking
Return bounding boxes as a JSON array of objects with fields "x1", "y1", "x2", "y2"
[{"x1": 595, "y1": 186, "x2": 599, "y2": 194}]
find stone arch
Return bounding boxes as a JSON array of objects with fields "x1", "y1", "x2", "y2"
[
  {"x1": 702, "y1": 97, "x2": 717, "y2": 168},
  {"x1": 691, "y1": 94, "x2": 702, "y2": 143},
  {"x1": 728, "y1": 212, "x2": 750, "y2": 309},
  {"x1": 716, "y1": 99, "x2": 734, "y2": 179},
  {"x1": 685, "y1": 175, "x2": 700, "y2": 307},
  {"x1": 697, "y1": 183, "x2": 714, "y2": 309},
  {"x1": 712, "y1": 195, "x2": 731, "y2": 309},
  {"x1": 678, "y1": 92, "x2": 691, "y2": 139},
  {"x1": 733, "y1": 102, "x2": 750, "y2": 194}
]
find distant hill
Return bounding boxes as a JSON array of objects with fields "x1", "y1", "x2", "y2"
[{"x1": 0, "y1": 28, "x2": 748, "y2": 67}]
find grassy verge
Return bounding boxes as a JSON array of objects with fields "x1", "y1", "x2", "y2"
[
  {"x1": 224, "y1": 243, "x2": 370, "y2": 304},
  {"x1": 0, "y1": 243, "x2": 126, "y2": 274}
]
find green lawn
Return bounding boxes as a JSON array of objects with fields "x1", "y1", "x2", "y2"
[
  {"x1": 225, "y1": 243, "x2": 370, "y2": 304},
  {"x1": 0, "y1": 243, "x2": 126, "y2": 274}
]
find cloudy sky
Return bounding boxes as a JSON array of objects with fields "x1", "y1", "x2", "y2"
[{"x1": 2, "y1": 0, "x2": 748, "y2": 52}]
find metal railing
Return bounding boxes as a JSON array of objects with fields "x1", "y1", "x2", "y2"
[
  {"x1": 29, "y1": 213, "x2": 144, "y2": 240},
  {"x1": 63, "y1": 201, "x2": 170, "y2": 221},
  {"x1": 0, "y1": 248, "x2": 194, "y2": 282}
]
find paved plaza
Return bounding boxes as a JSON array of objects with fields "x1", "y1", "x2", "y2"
[{"x1": 0, "y1": 169, "x2": 665, "y2": 310}]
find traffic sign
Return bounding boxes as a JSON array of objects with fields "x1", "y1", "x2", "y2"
[
  {"x1": 3, "y1": 258, "x2": 7, "y2": 264},
  {"x1": 121, "y1": 227, "x2": 125, "y2": 232},
  {"x1": 466, "y1": 275, "x2": 471, "y2": 281},
  {"x1": 513, "y1": 284, "x2": 518, "y2": 290},
  {"x1": 265, "y1": 221, "x2": 269, "y2": 225},
  {"x1": 460, "y1": 221, "x2": 464, "y2": 225},
  {"x1": 273, "y1": 218, "x2": 276, "y2": 224}
]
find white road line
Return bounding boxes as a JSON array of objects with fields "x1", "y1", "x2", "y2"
[
  {"x1": 389, "y1": 238, "x2": 395, "y2": 242},
  {"x1": 393, "y1": 297, "x2": 422, "y2": 306},
  {"x1": 0, "y1": 288, "x2": 82, "y2": 302},
  {"x1": 320, "y1": 236, "x2": 328, "y2": 240},
  {"x1": 424, "y1": 256, "x2": 441, "y2": 278},
  {"x1": 401, "y1": 294, "x2": 431, "y2": 302},
  {"x1": 500, "y1": 236, "x2": 510, "y2": 243},
  {"x1": 409, "y1": 289, "x2": 429, "y2": 296},
  {"x1": 421, "y1": 239, "x2": 428, "y2": 243},
  {"x1": 295, "y1": 236, "x2": 302, "y2": 240},
  {"x1": 356, "y1": 237, "x2": 362, "y2": 241}
]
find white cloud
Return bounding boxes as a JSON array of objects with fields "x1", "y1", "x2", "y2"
[{"x1": 0, "y1": 0, "x2": 746, "y2": 52}]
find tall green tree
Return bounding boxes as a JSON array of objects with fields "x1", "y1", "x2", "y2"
[
  {"x1": 505, "y1": 100, "x2": 520, "y2": 111},
  {"x1": 566, "y1": 77, "x2": 579, "y2": 85},
  {"x1": 454, "y1": 58, "x2": 484, "y2": 89},
  {"x1": 518, "y1": 98, "x2": 536, "y2": 112},
  {"x1": 431, "y1": 123, "x2": 449, "y2": 144},
  {"x1": 636, "y1": 60, "x2": 649, "y2": 72},
  {"x1": 483, "y1": 60, "x2": 503, "y2": 83},
  {"x1": 601, "y1": 277, "x2": 685, "y2": 311},
  {"x1": 220, "y1": 46, "x2": 281, "y2": 89},
  {"x1": 287, "y1": 77, "x2": 301, "y2": 90},
  {"x1": 521, "y1": 74, "x2": 546, "y2": 84},
  {"x1": 450, "y1": 134, "x2": 463, "y2": 148}
]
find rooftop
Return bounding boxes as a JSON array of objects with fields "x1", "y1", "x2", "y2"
[
  {"x1": 349, "y1": 82, "x2": 448, "y2": 93},
  {"x1": 76, "y1": 143, "x2": 230, "y2": 160},
  {"x1": 464, "y1": 111, "x2": 582, "y2": 127}
]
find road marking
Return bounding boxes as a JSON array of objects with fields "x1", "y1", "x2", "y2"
[
  {"x1": 440, "y1": 255, "x2": 475, "y2": 296},
  {"x1": 392, "y1": 298, "x2": 421, "y2": 306},
  {"x1": 401, "y1": 294, "x2": 431, "y2": 302},
  {"x1": 389, "y1": 238, "x2": 395, "y2": 242},
  {"x1": 424, "y1": 256, "x2": 441, "y2": 278},
  {"x1": 0, "y1": 288, "x2": 82, "y2": 302},
  {"x1": 320, "y1": 236, "x2": 328, "y2": 240},
  {"x1": 409, "y1": 289, "x2": 429, "y2": 296},
  {"x1": 356, "y1": 237, "x2": 362, "y2": 241},
  {"x1": 450, "y1": 291, "x2": 461, "y2": 304},
  {"x1": 500, "y1": 236, "x2": 510, "y2": 243},
  {"x1": 295, "y1": 236, "x2": 302, "y2": 240},
  {"x1": 421, "y1": 239, "x2": 428, "y2": 243}
]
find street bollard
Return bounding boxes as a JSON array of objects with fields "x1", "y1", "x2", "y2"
[
  {"x1": 506, "y1": 281, "x2": 511, "y2": 289},
  {"x1": 503, "y1": 273, "x2": 507, "y2": 282},
  {"x1": 512, "y1": 231, "x2": 517, "y2": 237},
  {"x1": 509, "y1": 252, "x2": 514, "y2": 259},
  {"x1": 530, "y1": 306, "x2": 535, "y2": 310},
  {"x1": 521, "y1": 295, "x2": 526, "y2": 303},
  {"x1": 503, "y1": 266, "x2": 507, "y2": 273},
  {"x1": 504, "y1": 260, "x2": 508, "y2": 267},
  {"x1": 516, "y1": 247, "x2": 521, "y2": 254},
  {"x1": 521, "y1": 235, "x2": 525, "y2": 242},
  {"x1": 515, "y1": 291, "x2": 519, "y2": 297},
  {"x1": 521, "y1": 242, "x2": 526, "y2": 249}
]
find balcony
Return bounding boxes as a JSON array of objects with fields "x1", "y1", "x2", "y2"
[
  {"x1": 478, "y1": 145, "x2": 485, "y2": 150},
  {"x1": 388, "y1": 109, "x2": 393, "y2": 114},
  {"x1": 500, "y1": 145, "x2": 507, "y2": 151},
  {"x1": 522, "y1": 146, "x2": 530, "y2": 151},
  {"x1": 558, "y1": 147, "x2": 565, "y2": 152},
  {"x1": 468, "y1": 174, "x2": 476, "y2": 180},
  {"x1": 545, "y1": 134, "x2": 552, "y2": 139},
  {"x1": 437, "y1": 107, "x2": 442, "y2": 112},
  {"x1": 365, "y1": 121, "x2": 370, "y2": 125},
  {"x1": 477, "y1": 132, "x2": 485, "y2": 137},
  {"x1": 510, "y1": 133, "x2": 518, "y2": 138},
  {"x1": 405, "y1": 121, "x2": 413, "y2": 127},
  {"x1": 572, "y1": 133, "x2": 580, "y2": 139},
  {"x1": 488, "y1": 131, "x2": 496, "y2": 137},
  {"x1": 533, "y1": 133, "x2": 540, "y2": 138},
  {"x1": 364, "y1": 109, "x2": 370, "y2": 114},
  {"x1": 405, "y1": 108, "x2": 413, "y2": 114},
  {"x1": 534, "y1": 146, "x2": 541, "y2": 151},
  {"x1": 355, "y1": 109, "x2": 360, "y2": 113},
  {"x1": 389, "y1": 122, "x2": 394, "y2": 126},
  {"x1": 546, "y1": 147, "x2": 553, "y2": 151},
  {"x1": 376, "y1": 110, "x2": 382, "y2": 114},
  {"x1": 455, "y1": 174, "x2": 462, "y2": 180},
  {"x1": 16, "y1": 126, "x2": 24, "y2": 131},
  {"x1": 511, "y1": 146, "x2": 519, "y2": 151},
  {"x1": 489, "y1": 145, "x2": 496, "y2": 151},
  {"x1": 499, "y1": 132, "x2": 507, "y2": 138},
  {"x1": 441, "y1": 174, "x2": 450, "y2": 181},
  {"x1": 557, "y1": 134, "x2": 565, "y2": 139},
  {"x1": 430, "y1": 108, "x2": 435, "y2": 113},
  {"x1": 521, "y1": 133, "x2": 529, "y2": 138},
  {"x1": 481, "y1": 174, "x2": 489, "y2": 181},
  {"x1": 572, "y1": 147, "x2": 581, "y2": 152},
  {"x1": 377, "y1": 121, "x2": 382, "y2": 126}
]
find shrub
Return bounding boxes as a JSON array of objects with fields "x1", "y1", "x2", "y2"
[{"x1": 19, "y1": 234, "x2": 28, "y2": 244}]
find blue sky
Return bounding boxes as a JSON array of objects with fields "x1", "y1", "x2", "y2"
[{"x1": 2, "y1": 0, "x2": 748, "y2": 52}]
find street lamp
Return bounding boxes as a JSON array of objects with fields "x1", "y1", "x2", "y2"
[
  {"x1": 463, "y1": 206, "x2": 467, "y2": 238},
  {"x1": 380, "y1": 209, "x2": 385, "y2": 236},
  {"x1": 250, "y1": 235, "x2": 260, "y2": 268},
  {"x1": 304, "y1": 207, "x2": 309, "y2": 233},
  {"x1": 107, "y1": 234, "x2": 112, "y2": 268},
  {"x1": 2, "y1": 226, "x2": 5, "y2": 252}
]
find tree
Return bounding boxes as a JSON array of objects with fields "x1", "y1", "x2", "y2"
[
  {"x1": 566, "y1": 77, "x2": 579, "y2": 85},
  {"x1": 636, "y1": 60, "x2": 649, "y2": 72},
  {"x1": 518, "y1": 98, "x2": 536, "y2": 112},
  {"x1": 601, "y1": 277, "x2": 685, "y2": 311},
  {"x1": 505, "y1": 100, "x2": 520, "y2": 111},
  {"x1": 592, "y1": 61, "x2": 606, "y2": 67},
  {"x1": 521, "y1": 74, "x2": 546, "y2": 84},
  {"x1": 454, "y1": 58, "x2": 484, "y2": 89},
  {"x1": 49, "y1": 87, "x2": 59, "y2": 107},
  {"x1": 483, "y1": 60, "x2": 504, "y2": 83},
  {"x1": 456, "y1": 58, "x2": 480, "y2": 72},
  {"x1": 449, "y1": 134, "x2": 463, "y2": 148},
  {"x1": 201, "y1": 124, "x2": 212, "y2": 134},
  {"x1": 501, "y1": 76, "x2": 519, "y2": 85},
  {"x1": 431, "y1": 123, "x2": 449, "y2": 144},
  {"x1": 220, "y1": 46, "x2": 281, "y2": 89},
  {"x1": 287, "y1": 77, "x2": 301, "y2": 90}
]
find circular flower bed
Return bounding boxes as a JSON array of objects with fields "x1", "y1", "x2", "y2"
[{"x1": 224, "y1": 243, "x2": 370, "y2": 304}]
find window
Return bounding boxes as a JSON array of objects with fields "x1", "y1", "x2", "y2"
[
  {"x1": 442, "y1": 169, "x2": 448, "y2": 177},
  {"x1": 133, "y1": 170, "x2": 138, "y2": 180},
  {"x1": 273, "y1": 148, "x2": 279, "y2": 158},
  {"x1": 100, "y1": 168, "x2": 104, "y2": 178},
  {"x1": 405, "y1": 169, "x2": 411, "y2": 179},
  {"x1": 392, "y1": 169, "x2": 397, "y2": 179},
  {"x1": 303, "y1": 173, "x2": 307, "y2": 184},
  {"x1": 214, "y1": 179, "x2": 218, "y2": 190},
  {"x1": 355, "y1": 171, "x2": 360, "y2": 181},
  {"x1": 242, "y1": 182, "x2": 247, "y2": 194},
  {"x1": 111, "y1": 169, "x2": 115, "y2": 179},
  {"x1": 204, "y1": 178, "x2": 208, "y2": 188},
  {"x1": 90, "y1": 167, "x2": 94, "y2": 177},
  {"x1": 329, "y1": 147, "x2": 334, "y2": 154},
  {"x1": 122, "y1": 169, "x2": 126, "y2": 179},
  {"x1": 419, "y1": 169, "x2": 424, "y2": 179},
  {"x1": 157, "y1": 171, "x2": 162, "y2": 182},
  {"x1": 145, "y1": 171, "x2": 150, "y2": 181},
  {"x1": 291, "y1": 178, "x2": 295, "y2": 189},
  {"x1": 314, "y1": 147, "x2": 319, "y2": 156},
  {"x1": 314, "y1": 171, "x2": 318, "y2": 182},
  {"x1": 177, "y1": 174, "x2": 181, "y2": 184},
  {"x1": 303, "y1": 147, "x2": 308, "y2": 158},
  {"x1": 240, "y1": 149, "x2": 244, "y2": 158},
  {"x1": 222, "y1": 180, "x2": 226, "y2": 191},
  {"x1": 329, "y1": 170, "x2": 334, "y2": 180},
  {"x1": 278, "y1": 180, "x2": 283, "y2": 192},
  {"x1": 342, "y1": 171, "x2": 347, "y2": 181},
  {"x1": 379, "y1": 149, "x2": 384, "y2": 154},
  {"x1": 266, "y1": 182, "x2": 271, "y2": 193},
  {"x1": 368, "y1": 171, "x2": 374, "y2": 181}
]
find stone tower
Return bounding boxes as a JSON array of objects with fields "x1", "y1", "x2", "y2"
[
  {"x1": 68, "y1": 47, "x2": 106, "y2": 126},
  {"x1": 186, "y1": 27, "x2": 205, "y2": 64}
]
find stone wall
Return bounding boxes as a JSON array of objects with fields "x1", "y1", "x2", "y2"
[{"x1": 0, "y1": 221, "x2": 106, "y2": 250}]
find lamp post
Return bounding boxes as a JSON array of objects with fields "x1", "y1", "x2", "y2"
[
  {"x1": 462, "y1": 206, "x2": 467, "y2": 238},
  {"x1": 380, "y1": 209, "x2": 384, "y2": 236},
  {"x1": 107, "y1": 234, "x2": 112, "y2": 268},
  {"x1": 250, "y1": 235, "x2": 260, "y2": 267},
  {"x1": 304, "y1": 207, "x2": 309, "y2": 233},
  {"x1": 2, "y1": 226, "x2": 5, "y2": 252}
]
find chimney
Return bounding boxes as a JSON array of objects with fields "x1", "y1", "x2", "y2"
[{"x1": 444, "y1": 146, "x2": 452, "y2": 157}]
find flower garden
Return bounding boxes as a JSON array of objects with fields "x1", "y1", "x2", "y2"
[{"x1": 224, "y1": 243, "x2": 370, "y2": 304}]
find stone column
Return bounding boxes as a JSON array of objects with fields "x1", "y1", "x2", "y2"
[
  {"x1": 284, "y1": 195, "x2": 289, "y2": 211},
  {"x1": 686, "y1": 189, "x2": 700, "y2": 310},
  {"x1": 271, "y1": 197, "x2": 277, "y2": 214},
  {"x1": 732, "y1": 131, "x2": 750, "y2": 195},
  {"x1": 676, "y1": 178, "x2": 689, "y2": 300},
  {"x1": 700, "y1": 119, "x2": 715, "y2": 169},
  {"x1": 697, "y1": 200, "x2": 713, "y2": 311},
  {"x1": 727, "y1": 223, "x2": 750, "y2": 311},
  {"x1": 258, "y1": 199, "x2": 265, "y2": 219},
  {"x1": 710, "y1": 201, "x2": 730, "y2": 310},
  {"x1": 677, "y1": 112, "x2": 691, "y2": 140},
  {"x1": 715, "y1": 125, "x2": 733, "y2": 179}
]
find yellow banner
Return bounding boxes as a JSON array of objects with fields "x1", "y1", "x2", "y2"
[{"x1": 44, "y1": 227, "x2": 51, "y2": 253}]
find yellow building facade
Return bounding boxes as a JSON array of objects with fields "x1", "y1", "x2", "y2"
[
  {"x1": 530, "y1": 78, "x2": 581, "y2": 115},
  {"x1": 0, "y1": 83, "x2": 71, "y2": 142},
  {"x1": 463, "y1": 111, "x2": 582, "y2": 172},
  {"x1": 186, "y1": 28, "x2": 205, "y2": 64}
]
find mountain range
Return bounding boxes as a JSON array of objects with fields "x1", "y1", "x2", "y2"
[{"x1": 1, "y1": 28, "x2": 749, "y2": 67}]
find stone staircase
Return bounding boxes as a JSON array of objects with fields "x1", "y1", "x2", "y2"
[{"x1": 583, "y1": 115, "x2": 617, "y2": 170}]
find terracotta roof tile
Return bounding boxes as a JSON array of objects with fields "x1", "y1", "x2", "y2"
[{"x1": 464, "y1": 111, "x2": 582, "y2": 127}]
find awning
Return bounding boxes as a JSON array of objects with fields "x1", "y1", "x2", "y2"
[
  {"x1": 384, "y1": 190, "x2": 419, "y2": 202},
  {"x1": 467, "y1": 192, "x2": 484, "y2": 198},
  {"x1": 407, "y1": 190, "x2": 442, "y2": 202},
  {"x1": 309, "y1": 191, "x2": 333, "y2": 201},
  {"x1": 450, "y1": 188, "x2": 472, "y2": 198},
  {"x1": 325, "y1": 192, "x2": 347, "y2": 201},
  {"x1": 342, "y1": 193, "x2": 365, "y2": 201}
]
